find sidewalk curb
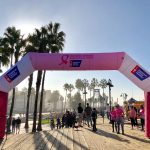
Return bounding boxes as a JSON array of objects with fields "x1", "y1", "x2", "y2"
[{"x1": 0, "y1": 137, "x2": 6, "y2": 150}]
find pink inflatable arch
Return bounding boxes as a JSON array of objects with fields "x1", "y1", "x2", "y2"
[{"x1": 0, "y1": 52, "x2": 150, "y2": 138}]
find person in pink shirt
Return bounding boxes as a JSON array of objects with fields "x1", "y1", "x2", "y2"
[
  {"x1": 115, "y1": 104, "x2": 124, "y2": 134},
  {"x1": 110, "y1": 107, "x2": 117, "y2": 132},
  {"x1": 139, "y1": 105, "x2": 145, "y2": 131},
  {"x1": 129, "y1": 106, "x2": 136, "y2": 129}
]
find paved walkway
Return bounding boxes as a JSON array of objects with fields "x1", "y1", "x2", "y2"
[{"x1": 1, "y1": 118, "x2": 150, "y2": 150}]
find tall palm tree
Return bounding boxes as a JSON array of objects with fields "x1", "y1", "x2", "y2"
[
  {"x1": 24, "y1": 43, "x2": 38, "y2": 129},
  {"x1": 2, "y1": 27, "x2": 26, "y2": 132},
  {"x1": 75, "y1": 79, "x2": 84, "y2": 93},
  {"x1": 28, "y1": 28, "x2": 44, "y2": 132},
  {"x1": 63, "y1": 83, "x2": 70, "y2": 111},
  {"x1": 90, "y1": 78, "x2": 99, "y2": 107},
  {"x1": 37, "y1": 23, "x2": 65, "y2": 131},
  {"x1": 0, "y1": 38, "x2": 10, "y2": 72},
  {"x1": 68, "y1": 84, "x2": 74, "y2": 109},
  {"x1": 24, "y1": 73, "x2": 33, "y2": 129},
  {"x1": 99, "y1": 79, "x2": 107, "y2": 97}
]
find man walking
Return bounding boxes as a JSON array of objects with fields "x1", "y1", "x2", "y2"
[{"x1": 84, "y1": 103, "x2": 92, "y2": 127}]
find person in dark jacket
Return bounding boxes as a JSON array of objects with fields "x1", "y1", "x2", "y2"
[
  {"x1": 92, "y1": 108, "x2": 97, "y2": 132},
  {"x1": 15, "y1": 117, "x2": 21, "y2": 134},
  {"x1": 77, "y1": 103, "x2": 83, "y2": 127},
  {"x1": 12, "y1": 118, "x2": 16, "y2": 133}
]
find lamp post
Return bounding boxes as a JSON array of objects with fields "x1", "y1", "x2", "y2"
[
  {"x1": 107, "y1": 79, "x2": 114, "y2": 113},
  {"x1": 82, "y1": 79, "x2": 89, "y2": 108}
]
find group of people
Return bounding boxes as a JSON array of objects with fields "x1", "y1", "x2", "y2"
[
  {"x1": 110, "y1": 105, "x2": 124, "y2": 134},
  {"x1": 128, "y1": 105, "x2": 145, "y2": 131},
  {"x1": 49, "y1": 103, "x2": 98, "y2": 132},
  {"x1": 11, "y1": 117, "x2": 21, "y2": 134},
  {"x1": 109, "y1": 104, "x2": 145, "y2": 135},
  {"x1": 49, "y1": 110, "x2": 76, "y2": 130},
  {"x1": 50, "y1": 102, "x2": 145, "y2": 135},
  {"x1": 78, "y1": 103, "x2": 98, "y2": 132}
]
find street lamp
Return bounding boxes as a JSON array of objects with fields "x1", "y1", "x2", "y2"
[
  {"x1": 82, "y1": 79, "x2": 89, "y2": 108},
  {"x1": 107, "y1": 79, "x2": 114, "y2": 112}
]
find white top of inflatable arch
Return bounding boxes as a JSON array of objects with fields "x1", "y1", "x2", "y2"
[{"x1": 0, "y1": 52, "x2": 150, "y2": 93}]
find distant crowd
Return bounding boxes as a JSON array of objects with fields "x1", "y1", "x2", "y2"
[{"x1": 49, "y1": 102, "x2": 145, "y2": 135}]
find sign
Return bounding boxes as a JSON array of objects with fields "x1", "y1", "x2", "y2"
[
  {"x1": 131, "y1": 65, "x2": 150, "y2": 81},
  {"x1": 4, "y1": 66, "x2": 20, "y2": 83},
  {"x1": 70, "y1": 60, "x2": 82, "y2": 67}
]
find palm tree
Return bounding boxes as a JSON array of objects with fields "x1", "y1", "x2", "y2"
[
  {"x1": 27, "y1": 28, "x2": 44, "y2": 132},
  {"x1": 23, "y1": 41, "x2": 39, "y2": 129},
  {"x1": 63, "y1": 83, "x2": 70, "y2": 111},
  {"x1": 2, "y1": 27, "x2": 26, "y2": 132},
  {"x1": 24, "y1": 73, "x2": 33, "y2": 129},
  {"x1": 37, "y1": 23, "x2": 65, "y2": 131},
  {"x1": 68, "y1": 84, "x2": 74, "y2": 109},
  {"x1": 99, "y1": 79, "x2": 107, "y2": 96},
  {"x1": 0, "y1": 38, "x2": 10, "y2": 72},
  {"x1": 90, "y1": 78, "x2": 99, "y2": 107},
  {"x1": 75, "y1": 79, "x2": 84, "y2": 93}
]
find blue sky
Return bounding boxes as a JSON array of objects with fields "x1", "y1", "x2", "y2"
[{"x1": 1, "y1": 0, "x2": 150, "y2": 104}]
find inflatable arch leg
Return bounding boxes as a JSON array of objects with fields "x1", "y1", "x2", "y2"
[
  {"x1": 145, "y1": 92, "x2": 150, "y2": 138},
  {"x1": 0, "y1": 91, "x2": 8, "y2": 139}
]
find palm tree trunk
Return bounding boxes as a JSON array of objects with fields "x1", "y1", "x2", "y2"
[
  {"x1": 7, "y1": 88, "x2": 15, "y2": 132},
  {"x1": 10, "y1": 53, "x2": 13, "y2": 67},
  {"x1": 64, "y1": 90, "x2": 67, "y2": 112},
  {"x1": 37, "y1": 70, "x2": 46, "y2": 131},
  {"x1": 32, "y1": 71, "x2": 43, "y2": 132},
  {"x1": 24, "y1": 73, "x2": 33, "y2": 129}
]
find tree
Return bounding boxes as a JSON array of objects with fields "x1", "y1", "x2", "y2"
[
  {"x1": 24, "y1": 38, "x2": 38, "y2": 129},
  {"x1": 29, "y1": 28, "x2": 45, "y2": 132},
  {"x1": 71, "y1": 92, "x2": 83, "y2": 109},
  {"x1": 2, "y1": 26, "x2": 26, "y2": 132},
  {"x1": 99, "y1": 79, "x2": 107, "y2": 96},
  {"x1": 75, "y1": 79, "x2": 84, "y2": 93},
  {"x1": 24, "y1": 74, "x2": 33, "y2": 129},
  {"x1": 68, "y1": 84, "x2": 74, "y2": 109},
  {"x1": 37, "y1": 23, "x2": 65, "y2": 131},
  {"x1": 90, "y1": 78, "x2": 99, "y2": 106},
  {"x1": 63, "y1": 83, "x2": 70, "y2": 111},
  {"x1": 0, "y1": 38, "x2": 10, "y2": 72},
  {"x1": 49, "y1": 90, "x2": 60, "y2": 111}
]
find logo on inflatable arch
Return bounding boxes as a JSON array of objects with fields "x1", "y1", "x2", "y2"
[
  {"x1": 4, "y1": 66, "x2": 20, "y2": 83},
  {"x1": 59, "y1": 55, "x2": 82, "y2": 67},
  {"x1": 131, "y1": 65, "x2": 150, "y2": 81}
]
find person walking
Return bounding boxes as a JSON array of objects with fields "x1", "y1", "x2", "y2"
[
  {"x1": 77, "y1": 103, "x2": 83, "y2": 127},
  {"x1": 91, "y1": 108, "x2": 97, "y2": 132},
  {"x1": 84, "y1": 103, "x2": 92, "y2": 127},
  {"x1": 12, "y1": 118, "x2": 16, "y2": 133},
  {"x1": 15, "y1": 117, "x2": 21, "y2": 134},
  {"x1": 139, "y1": 105, "x2": 145, "y2": 131},
  {"x1": 129, "y1": 106, "x2": 136, "y2": 130},
  {"x1": 110, "y1": 107, "x2": 117, "y2": 132},
  {"x1": 115, "y1": 104, "x2": 124, "y2": 135}
]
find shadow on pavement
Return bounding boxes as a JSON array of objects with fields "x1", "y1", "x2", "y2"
[
  {"x1": 85, "y1": 127, "x2": 130, "y2": 143},
  {"x1": 123, "y1": 133, "x2": 150, "y2": 143},
  {"x1": 43, "y1": 130, "x2": 70, "y2": 150},
  {"x1": 57, "y1": 129, "x2": 89, "y2": 150}
]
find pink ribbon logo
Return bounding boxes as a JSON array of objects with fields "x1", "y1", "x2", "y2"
[{"x1": 59, "y1": 55, "x2": 69, "y2": 65}]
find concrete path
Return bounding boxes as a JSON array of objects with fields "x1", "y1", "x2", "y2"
[{"x1": 1, "y1": 118, "x2": 150, "y2": 150}]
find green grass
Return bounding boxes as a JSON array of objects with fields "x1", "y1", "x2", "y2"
[
  {"x1": 41, "y1": 119, "x2": 57, "y2": 124},
  {"x1": 41, "y1": 119, "x2": 50, "y2": 124}
]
